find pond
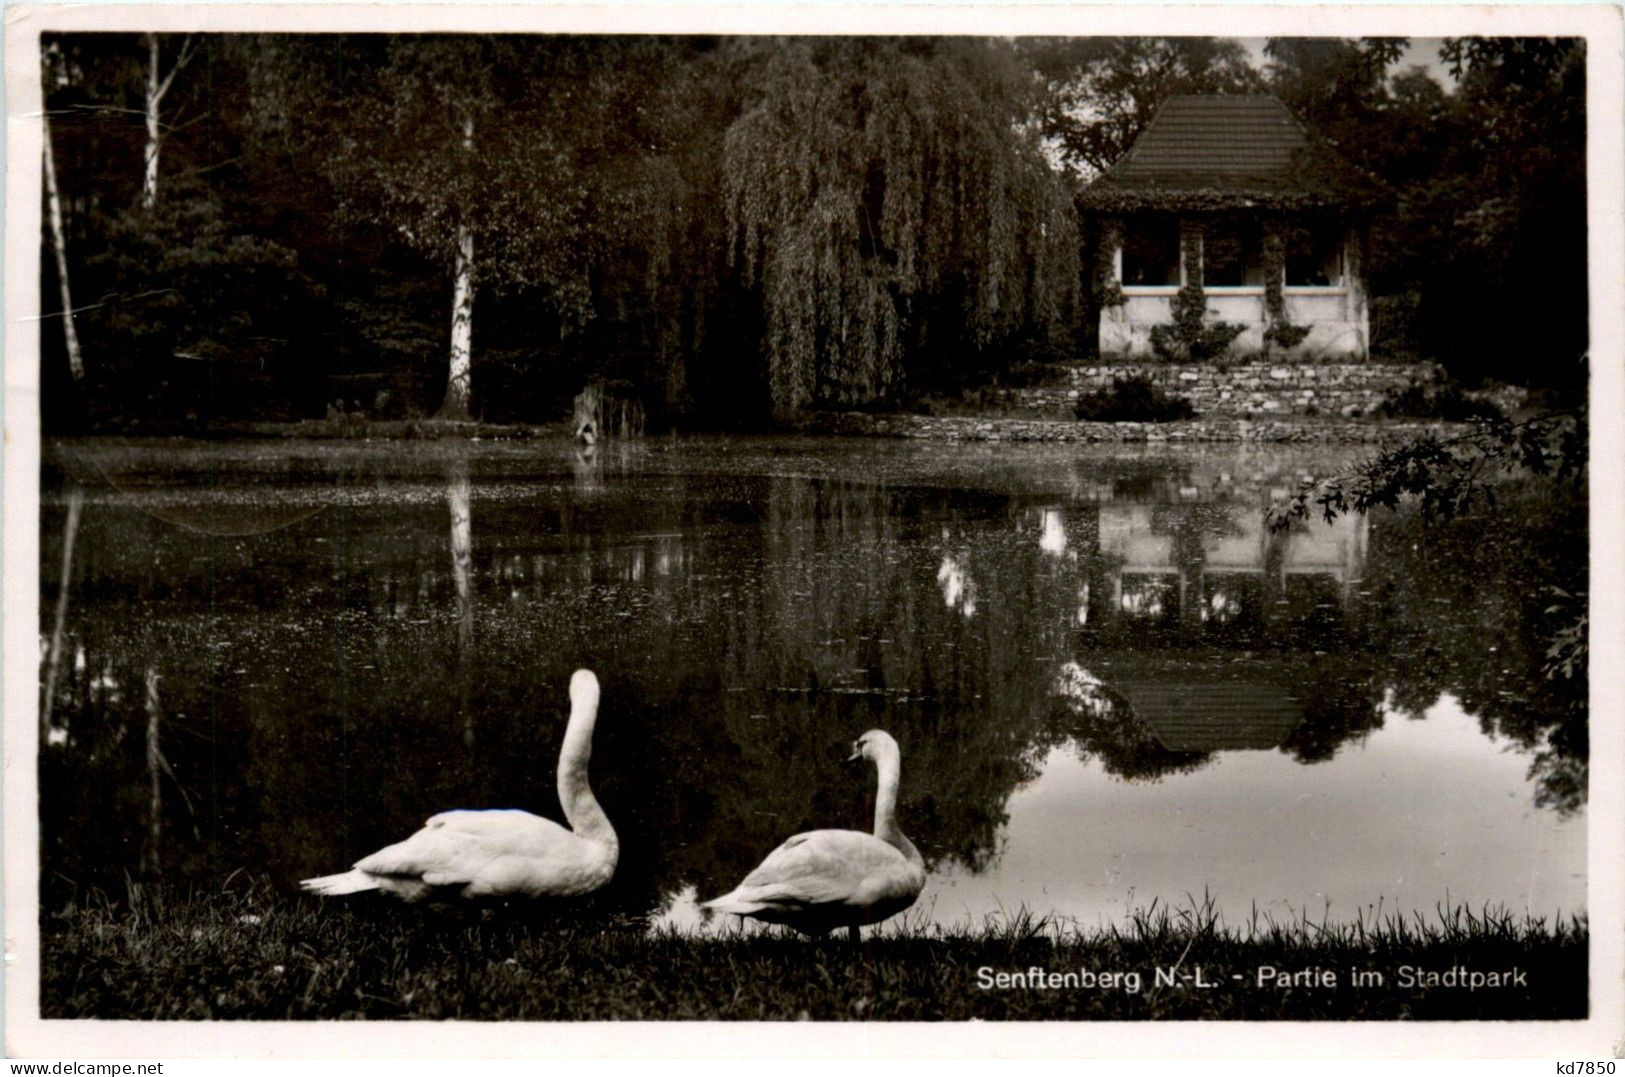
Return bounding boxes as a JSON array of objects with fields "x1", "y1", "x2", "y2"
[{"x1": 37, "y1": 436, "x2": 1587, "y2": 932}]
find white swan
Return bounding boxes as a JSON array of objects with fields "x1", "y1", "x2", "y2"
[
  {"x1": 300, "y1": 669, "x2": 617, "y2": 901},
  {"x1": 703, "y1": 729, "x2": 926, "y2": 939}
]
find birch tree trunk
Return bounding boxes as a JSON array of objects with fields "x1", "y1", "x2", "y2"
[
  {"x1": 141, "y1": 34, "x2": 192, "y2": 211},
  {"x1": 438, "y1": 113, "x2": 476, "y2": 420},
  {"x1": 440, "y1": 225, "x2": 475, "y2": 418},
  {"x1": 42, "y1": 122, "x2": 84, "y2": 380},
  {"x1": 143, "y1": 35, "x2": 162, "y2": 210}
]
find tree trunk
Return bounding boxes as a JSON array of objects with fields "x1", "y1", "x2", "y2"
[
  {"x1": 143, "y1": 34, "x2": 161, "y2": 210},
  {"x1": 42, "y1": 123, "x2": 84, "y2": 380},
  {"x1": 439, "y1": 224, "x2": 475, "y2": 419},
  {"x1": 437, "y1": 113, "x2": 476, "y2": 420},
  {"x1": 141, "y1": 34, "x2": 192, "y2": 211}
]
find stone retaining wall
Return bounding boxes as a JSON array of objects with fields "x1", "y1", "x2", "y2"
[
  {"x1": 996, "y1": 362, "x2": 1445, "y2": 418},
  {"x1": 797, "y1": 412, "x2": 1463, "y2": 444}
]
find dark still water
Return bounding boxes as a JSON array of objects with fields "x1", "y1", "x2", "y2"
[{"x1": 38, "y1": 437, "x2": 1587, "y2": 929}]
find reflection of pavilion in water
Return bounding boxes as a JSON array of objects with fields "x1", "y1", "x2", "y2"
[
  {"x1": 1115, "y1": 679, "x2": 1304, "y2": 753},
  {"x1": 1095, "y1": 502, "x2": 1367, "y2": 628},
  {"x1": 1046, "y1": 484, "x2": 1369, "y2": 760},
  {"x1": 1053, "y1": 661, "x2": 1306, "y2": 769}
]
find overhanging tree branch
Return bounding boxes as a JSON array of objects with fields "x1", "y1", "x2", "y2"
[{"x1": 1265, "y1": 410, "x2": 1586, "y2": 531}]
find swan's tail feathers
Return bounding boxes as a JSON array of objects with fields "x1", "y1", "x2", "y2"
[
  {"x1": 701, "y1": 891, "x2": 767, "y2": 916},
  {"x1": 300, "y1": 869, "x2": 378, "y2": 897}
]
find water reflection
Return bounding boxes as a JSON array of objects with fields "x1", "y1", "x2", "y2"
[
  {"x1": 1088, "y1": 501, "x2": 1365, "y2": 636},
  {"x1": 927, "y1": 697, "x2": 1583, "y2": 930},
  {"x1": 37, "y1": 440, "x2": 1586, "y2": 927},
  {"x1": 446, "y1": 452, "x2": 475, "y2": 746},
  {"x1": 40, "y1": 486, "x2": 82, "y2": 747}
]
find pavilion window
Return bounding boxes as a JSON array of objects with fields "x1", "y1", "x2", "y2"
[
  {"x1": 1201, "y1": 219, "x2": 1264, "y2": 287},
  {"x1": 1283, "y1": 220, "x2": 1345, "y2": 286},
  {"x1": 1120, "y1": 218, "x2": 1181, "y2": 286}
]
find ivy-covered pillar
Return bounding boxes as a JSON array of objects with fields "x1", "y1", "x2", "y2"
[
  {"x1": 1346, "y1": 222, "x2": 1369, "y2": 360},
  {"x1": 1093, "y1": 216, "x2": 1126, "y2": 357},
  {"x1": 1178, "y1": 218, "x2": 1203, "y2": 288},
  {"x1": 1094, "y1": 216, "x2": 1125, "y2": 307},
  {"x1": 1262, "y1": 219, "x2": 1287, "y2": 352},
  {"x1": 1168, "y1": 219, "x2": 1210, "y2": 355},
  {"x1": 1261, "y1": 218, "x2": 1309, "y2": 356},
  {"x1": 1262, "y1": 220, "x2": 1285, "y2": 314},
  {"x1": 1147, "y1": 217, "x2": 1247, "y2": 363}
]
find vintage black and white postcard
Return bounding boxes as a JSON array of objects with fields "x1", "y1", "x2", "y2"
[{"x1": 4, "y1": 1, "x2": 1621, "y2": 1060}]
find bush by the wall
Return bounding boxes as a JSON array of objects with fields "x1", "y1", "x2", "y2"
[
  {"x1": 1373, "y1": 379, "x2": 1504, "y2": 422},
  {"x1": 1074, "y1": 375, "x2": 1196, "y2": 422},
  {"x1": 1369, "y1": 292, "x2": 1426, "y2": 363},
  {"x1": 1148, "y1": 285, "x2": 1247, "y2": 363}
]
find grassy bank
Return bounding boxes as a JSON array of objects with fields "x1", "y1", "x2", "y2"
[{"x1": 41, "y1": 883, "x2": 1586, "y2": 1021}]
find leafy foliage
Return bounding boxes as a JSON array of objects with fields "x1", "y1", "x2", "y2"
[
  {"x1": 1023, "y1": 38, "x2": 1263, "y2": 176},
  {"x1": 67, "y1": 186, "x2": 326, "y2": 422},
  {"x1": 724, "y1": 38, "x2": 1079, "y2": 411},
  {"x1": 84, "y1": 191, "x2": 312, "y2": 355},
  {"x1": 1264, "y1": 37, "x2": 1407, "y2": 137},
  {"x1": 326, "y1": 38, "x2": 598, "y2": 315},
  {"x1": 1147, "y1": 226, "x2": 1245, "y2": 362},
  {"x1": 1091, "y1": 217, "x2": 1126, "y2": 309},
  {"x1": 1073, "y1": 375, "x2": 1195, "y2": 422},
  {"x1": 1267, "y1": 411, "x2": 1584, "y2": 529},
  {"x1": 1260, "y1": 229, "x2": 1310, "y2": 353},
  {"x1": 1267, "y1": 36, "x2": 1587, "y2": 387},
  {"x1": 1260, "y1": 408, "x2": 1588, "y2": 813},
  {"x1": 1262, "y1": 322, "x2": 1311, "y2": 351},
  {"x1": 1149, "y1": 285, "x2": 1246, "y2": 362},
  {"x1": 1372, "y1": 379, "x2": 1505, "y2": 422},
  {"x1": 37, "y1": 34, "x2": 1592, "y2": 427}
]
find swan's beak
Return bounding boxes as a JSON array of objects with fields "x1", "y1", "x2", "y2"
[{"x1": 846, "y1": 744, "x2": 864, "y2": 763}]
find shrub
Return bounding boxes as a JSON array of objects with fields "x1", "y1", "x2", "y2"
[
  {"x1": 1074, "y1": 375, "x2": 1196, "y2": 422},
  {"x1": 1369, "y1": 292, "x2": 1426, "y2": 363},
  {"x1": 1149, "y1": 285, "x2": 1246, "y2": 362},
  {"x1": 999, "y1": 360, "x2": 1065, "y2": 390},
  {"x1": 84, "y1": 192, "x2": 320, "y2": 369},
  {"x1": 1261, "y1": 231, "x2": 1311, "y2": 356},
  {"x1": 1374, "y1": 379, "x2": 1505, "y2": 422},
  {"x1": 1263, "y1": 321, "x2": 1312, "y2": 351}
]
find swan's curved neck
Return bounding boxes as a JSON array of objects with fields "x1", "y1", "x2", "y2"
[
  {"x1": 870, "y1": 744, "x2": 911, "y2": 856},
  {"x1": 558, "y1": 697, "x2": 616, "y2": 848}
]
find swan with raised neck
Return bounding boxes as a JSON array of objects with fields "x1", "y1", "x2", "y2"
[
  {"x1": 702, "y1": 728, "x2": 926, "y2": 938},
  {"x1": 300, "y1": 668, "x2": 617, "y2": 901}
]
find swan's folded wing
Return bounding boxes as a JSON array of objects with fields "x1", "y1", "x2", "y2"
[
  {"x1": 424, "y1": 809, "x2": 573, "y2": 855},
  {"x1": 360, "y1": 816, "x2": 612, "y2": 897},
  {"x1": 463, "y1": 841, "x2": 615, "y2": 898},
  {"x1": 428, "y1": 808, "x2": 535, "y2": 830},
  {"x1": 737, "y1": 830, "x2": 905, "y2": 907},
  {"x1": 355, "y1": 825, "x2": 491, "y2": 884}
]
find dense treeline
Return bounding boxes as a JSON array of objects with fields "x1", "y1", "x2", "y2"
[{"x1": 39, "y1": 35, "x2": 1586, "y2": 431}]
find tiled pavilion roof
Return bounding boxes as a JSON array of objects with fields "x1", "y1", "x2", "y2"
[{"x1": 1077, "y1": 95, "x2": 1385, "y2": 212}]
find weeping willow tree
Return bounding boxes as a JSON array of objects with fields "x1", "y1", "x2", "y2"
[{"x1": 724, "y1": 38, "x2": 1080, "y2": 413}]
